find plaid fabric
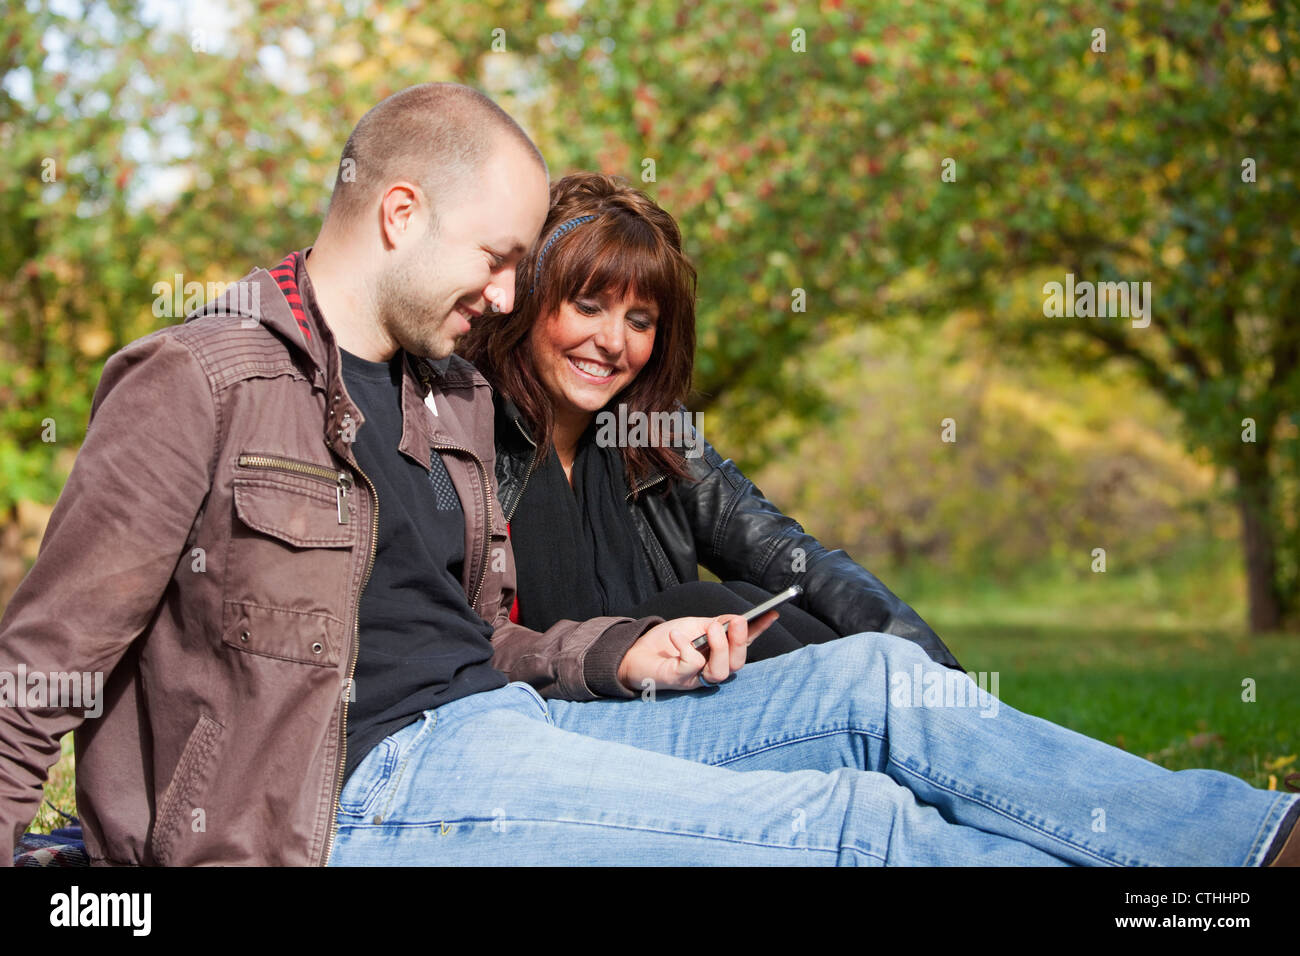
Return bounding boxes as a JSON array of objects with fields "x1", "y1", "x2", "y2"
[{"x1": 14, "y1": 823, "x2": 89, "y2": 867}]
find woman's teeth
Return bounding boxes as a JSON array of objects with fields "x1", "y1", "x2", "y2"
[{"x1": 570, "y1": 358, "x2": 614, "y2": 378}]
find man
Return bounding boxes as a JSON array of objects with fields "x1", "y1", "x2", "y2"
[{"x1": 2, "y1": 83, "x2": 1296, "y2": 866}]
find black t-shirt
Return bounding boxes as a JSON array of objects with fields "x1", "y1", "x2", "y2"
[
  {"x1": 295, "y1": 263, "x2": 509, "y2": 784},
  {"x1": 337, "y1": 348, "x2": 508, "y2": 785}
]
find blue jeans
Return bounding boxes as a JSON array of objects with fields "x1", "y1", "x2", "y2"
[{"x1": 327, "y1": 631, "x2": 1297, "y2": 865}]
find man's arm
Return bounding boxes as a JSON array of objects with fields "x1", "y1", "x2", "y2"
[{"x1": 0, "y1": 330, "x2": 217, "y2": 864}]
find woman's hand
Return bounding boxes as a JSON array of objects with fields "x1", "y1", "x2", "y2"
[{"x1": 617, "y1": 611, "x2": 779, "y2": 694}]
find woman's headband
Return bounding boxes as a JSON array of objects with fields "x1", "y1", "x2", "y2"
[{"x1": 530, "y1": 215, "x2": 597, "y2": 295}]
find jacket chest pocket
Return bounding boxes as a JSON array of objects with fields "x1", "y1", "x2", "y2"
[{"x1": 222, "y1": 460, "x2": 358, "y2": 667}]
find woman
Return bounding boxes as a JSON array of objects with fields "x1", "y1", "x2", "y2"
[{"x1": 460, "y1": 171, "x2": 961, "y2": 669}]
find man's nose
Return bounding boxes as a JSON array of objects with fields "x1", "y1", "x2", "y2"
[{"x1": 486, "y1": 274, "x2": 515, "y2": 314}]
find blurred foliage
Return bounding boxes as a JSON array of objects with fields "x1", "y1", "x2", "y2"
[
  {"x1": 754, "y1": 314, "x2": 1236, "y2": 595},
  {"x1": 0, "y1": 0, "x2": 1296, "y2": 627}
]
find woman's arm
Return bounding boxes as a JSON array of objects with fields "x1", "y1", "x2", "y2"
[{"x1": 671, "y1": 436, "x2": 964, "y2": 671}]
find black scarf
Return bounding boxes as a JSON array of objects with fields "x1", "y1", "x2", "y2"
[{"x1": 509, "y1": 423, "x2": 657, "y2": 631}]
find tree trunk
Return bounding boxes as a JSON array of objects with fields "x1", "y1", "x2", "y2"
[{"x1": 1234, "y1": 460, "x2": 1282, "y2": 633}]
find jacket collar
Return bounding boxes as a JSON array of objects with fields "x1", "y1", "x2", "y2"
[
  {"x1": 185, "y1": 250, "x2": 335, "y2": 384},
  {"x1": 494, "y1": 390, "x2": 539, "y2": 451},
  {"x1": 492, "y1": 389, "x2": 668, "y2": 501}
]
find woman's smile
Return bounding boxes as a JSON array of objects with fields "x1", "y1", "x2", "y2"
[{"x1": 567, "y1": 356, "x2": 618, "y2": 382}]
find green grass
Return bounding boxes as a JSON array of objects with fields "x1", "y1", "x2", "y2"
[
  {"x1": 937, "y1": 624, "x2": 1298, "y2": 790},
  {"x1": 31, "y1": 731, "x2": 77, "y2": 835}
]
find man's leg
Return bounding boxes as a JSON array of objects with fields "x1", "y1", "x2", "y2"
[
  {"x1": 546, "y1": 632, "x2": 1299, "y2": 866},
  {"x1": 327, "y1": 682, "x2": 1069, "y2": 865}
]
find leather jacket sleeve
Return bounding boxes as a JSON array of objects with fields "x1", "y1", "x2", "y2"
[
  {"x1": 671, "y1": 437, "x2": 963, "y2": 671},
  {"x1": 0, "y1": 331, "x2": 218, "y2": 864}
]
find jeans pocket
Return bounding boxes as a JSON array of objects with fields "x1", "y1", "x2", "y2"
[
  {"x1": 338, "y1": 734, "x2": 401, "y2": 818},
  {"x1": 509, "y1": 681, "x2": 553, "y2": 724}
]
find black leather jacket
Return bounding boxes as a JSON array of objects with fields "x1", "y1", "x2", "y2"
[{"x1": 492, "y1": 393, "x2": 962, "y2": 671}]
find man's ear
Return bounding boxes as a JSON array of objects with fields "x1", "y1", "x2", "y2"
[{"x1": 378, "y1": 180, "x2": 425, "y2": 251}]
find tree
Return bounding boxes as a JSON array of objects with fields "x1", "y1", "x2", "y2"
[{"x1": 2, "y1": 0, "x2": 1295, "y2": 630}]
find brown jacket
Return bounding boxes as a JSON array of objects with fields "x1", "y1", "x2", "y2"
[{"x1": 0, "y1": 255, "x2": 647, "y2": 866}]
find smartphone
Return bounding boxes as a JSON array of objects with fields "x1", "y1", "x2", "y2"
[{"x1": 690, "y1": 584, "x2": 804, "y2": 651}]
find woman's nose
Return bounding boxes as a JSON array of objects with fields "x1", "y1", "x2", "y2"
[{"x1": 592, "y1": 314, "x2": 624, "y2": 355}]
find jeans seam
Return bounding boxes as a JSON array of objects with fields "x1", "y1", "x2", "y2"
[
  {"x1": 1244, "y1": 792, "x2": 1299, "y2": 866},
  {"x1": 708, "y1": 724, "x2": 858, "y2": 766},
  {"x1": 340, "y1": 738, "x2": 398, "y2": 817},
  {"x1": 342, "y1": 815, "x2": 884, "y2": 862},
  {"x1": 882, "y1": 745, "x2": 1126, "y2": 866},
  {"x1": 515, "y1": 682, "x2": 553, "y2": 725}
]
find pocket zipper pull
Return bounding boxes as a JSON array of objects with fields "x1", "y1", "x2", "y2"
[{"x1": 336, "y1": 472, "x2": 353, "y2": 525}]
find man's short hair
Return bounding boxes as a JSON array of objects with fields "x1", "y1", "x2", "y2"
[{"x1": 325, "y1": 82, "x2": 547, "y2": 230}]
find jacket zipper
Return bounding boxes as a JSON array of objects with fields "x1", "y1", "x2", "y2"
[
  {"x1": 237, "y1": 453, "x2": 354, "y2": 524},
  {"x1": 623, "y1": 472, "x2": 673, "y2": 584},
  {"x1": 505, "y1": 416, "x2": 539, "y2": 524},
  {"x1": 433, "y1": 439, "x2": 494, "y2": 611},
  {"x1": 626, "y1": 473, "x2": 666, "y2": 500},
  {"x1": 418, "y1": 363, "x2": 492, "y2": 607},
  {"x1": 323, "y1": 416, "x2": 378, "y2": 866}
]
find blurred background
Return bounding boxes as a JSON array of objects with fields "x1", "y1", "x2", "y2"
[{"x1": 1, "y1": 1, "x2": 1297, "y2": 798}]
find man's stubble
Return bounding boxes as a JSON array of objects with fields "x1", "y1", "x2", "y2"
[{"x1": 374, "y1": 229, "x2": 459, "y2": 361}]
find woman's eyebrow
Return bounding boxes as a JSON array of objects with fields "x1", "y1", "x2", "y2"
[
  {"x1": 577, "y1": 290, "x2": 657, "y2": 316},
  {"x1": 618, "y1": 294, "x2": 658, "y2": 316}
]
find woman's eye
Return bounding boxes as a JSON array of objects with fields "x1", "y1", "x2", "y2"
[
  {"x1": 575, "y1": 301, "x2": 600, "y2": 315},
  {"x1": 630, "y1": 318, "x2": 655, "y2": 332}
]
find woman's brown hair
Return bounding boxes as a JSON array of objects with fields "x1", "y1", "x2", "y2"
[{"x1": 459, "y1": 171, "x2": 697, "y2": 490}]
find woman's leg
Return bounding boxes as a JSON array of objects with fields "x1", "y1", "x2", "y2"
[{"x1": 548, "y1": 631, "x2": 1299, "y2": 866}]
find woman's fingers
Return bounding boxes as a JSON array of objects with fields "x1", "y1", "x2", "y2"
[
  {"x1": 661, "y1": 612, "x2": 782, "y2": 689},
  {"x1": 712, "y1": 613, "x2": 751, "y2": 673},
  {"x1": 702, "y1": 618, "x2": 731, "y2": 685},
  {"x1": 667, "y1": 627, "x2": 707, "y2": 685}
]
